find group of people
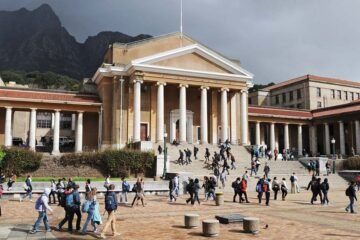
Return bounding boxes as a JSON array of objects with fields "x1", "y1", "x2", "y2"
[{"x1": 176, "y1": 146, "x2": 199, "y2": 165}]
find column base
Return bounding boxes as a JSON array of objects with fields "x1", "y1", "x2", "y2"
[
  {"x1": 200, "y1": 141, "x2": 208, "y2": 145},
  {"x1": 51, "y1": 150, "x2": 60, "y2": 156}
]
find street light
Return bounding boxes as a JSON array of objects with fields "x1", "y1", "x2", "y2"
[
  {"x1": 163, "y1": 132, "x2": 168, "y2": 179},
  {"x1": 331, "y1": 138, "x2": 336, "y2": 174}
]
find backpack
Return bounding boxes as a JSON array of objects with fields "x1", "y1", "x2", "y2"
[
  {"x1": 132, "y1": 184, "x2": 138, "y2": 192},
  {"x1": 262, "y1": 183, "x2": 269, "y2": 192},
  {"x1": 35, "y1": 194, "x2": 45, "y2": 211},
  {"x1": 256, "y1": 183, "x2": 263, "y2": 193},
  {"x1": 231, "y1": 181, "x2": 236, "y2": 189},
  {"x1": 345, "y1": 186, "x2": 351, "y2": 196},
  {"x1": 65, "y1": 193, "x2": 75, "y2": 208},
  {"x1": 290, "y1": 176, "x2": 295, "y2": 183},
  {"x1": 105, "y1": 192, "x2": 116, "y2": 212},
  {"x1": 122, "y1": 182, "x2": 130, "y2": 192},
  {"x1": 82, "y1": 200, "x2": 91, "y2": 213},
  {"x1": 186, "y1": 182, "x2": 193, "y2": 193},
  {"x1": 60, "y1": 193, "x2": 67, "y2": 208}
]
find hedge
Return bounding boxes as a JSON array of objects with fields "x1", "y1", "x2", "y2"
[
  {"x1": 60, "y1": 150, "x2": 155, "y2": 178},
  {"x1": 0, "y1": 147, "x2": 42, "y2": 175},
  {"x1": 343, "y1": 156, "x2": 360, "y2": 170}
]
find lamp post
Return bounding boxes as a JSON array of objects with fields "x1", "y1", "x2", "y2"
[
  {"x1": 163, "y1": 132, "x2": 168, "y2": 179},
  {"x1": 331, "y1": 138, "x2": 336, "y2": 174}
]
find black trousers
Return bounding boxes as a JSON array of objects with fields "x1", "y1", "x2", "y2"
[
  {"x1": 273, "y1": 189, "x2": 279, "y2": 200},
  {"x1": 258, "y1": 192, "x2": 263, "y2": 203},
  {"x1": 48, "y1": 190, "x2": 56, "y2": 204},
  {"x1": 311, "y1": 191, "x2": 323, "y2": 204},
  {"x1": 233, "y1": 190, "x2": 240, "y2": 202},
  {"x1": 240, "y1": 191, "x2": 248, "y2": 203},
  {"x1": 186, "y1": 192, "x2": 194, "y2": 204},
  {"x1": 58, "y1": 208, "x2": 69, "y2": 229},
  {"x1": 68, "y1": 207, "x2": 82, "y2": 231},
  {"x1": 265, "y1": 192, "x2": 270, "y2": 205}
]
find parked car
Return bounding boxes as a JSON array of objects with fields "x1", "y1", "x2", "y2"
[{"x1": 12, "y1": 137, "x2": 23, "y2": 146}]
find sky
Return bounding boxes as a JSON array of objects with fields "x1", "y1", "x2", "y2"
[{"x1": 1, "y1": 0, "x2": 360, "y2": 84}]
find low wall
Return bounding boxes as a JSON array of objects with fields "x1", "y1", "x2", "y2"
[{"x1": 338, "y1": 170, "x2": 360, "y2": 182}]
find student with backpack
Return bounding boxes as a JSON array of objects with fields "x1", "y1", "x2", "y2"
[
  {"x1": 191, "y1": 178, "x2": 201, "y2": 205},
  {"x1": 263, "y1": 178, "x2": 271, "y2": 206},
  {"x1": 131, "y1": 178, "x2": 145, "y2": 207},
  {"x1": 281, "y1": 178, "x2": 288, "y2": 201},
  {"x1": 240, "y1": 177, "x2": 250, "y2": 203},
  {"x1": 169, "y1": 177, "x2": 177, "y2": 202},
  {"x1": 232, "y1": 178, "x2": 241, "y2": 203},
  {"x1": 21, "y1": 175, "x2": 33, "y2": 202},
  {"x1": 345, "y1": 181, "x2": 357, "y2": 214},
  {"x1": 81, "y1": 188, "x2": 102, "y2": 235},
  {"x1": 29, "y1": 188, "x2": 53, "y2": 234},
  {"x1": 68, "y1": 184, "x2": 82, "y2": 232},
  {"x1": 121, "y1": 177, "x2": 130, "y2": 203},
  {"x1": 56, "y1": 186, "x2": 73, "y2": 231},
  {"x1": 101, "y1": 184, "x2": 120, "y2": 238},
  {"x1": 186, "y1": 178, "x2": 195, "y2": 204},
  {"x1": 321, "y1": 178, "x2": 330, "y2": 205},
  {"x1": 256, "y1": 179, "x2": 264, "y2": 204},
  {"x1": 272, "y1": 177, "x2": 280, "y2": 200}
]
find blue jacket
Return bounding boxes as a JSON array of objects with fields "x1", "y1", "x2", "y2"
[{"x1": 91, "y1": 201, "x2": 102, "y2": 224}]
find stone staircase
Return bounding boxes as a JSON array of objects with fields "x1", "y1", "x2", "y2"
[{"x1": 157, "y1": 143, "x2": 349, "y2": 192}]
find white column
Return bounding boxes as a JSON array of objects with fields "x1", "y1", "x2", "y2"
[
  {"x1": 275, "y1": 125, "x2": 279, "y2": 150},
  {"x1": 230, "y1": 92, "x2": 237, "y2": 144},
  {"x1": 75, "y1": 111, "x2": 83, "y2": 153},
  {"x1": 4, "y1": 107, "x2": 12, "y2": 147},
  {"x1": 284, "y1": 123, "x2": 289, "y2": 151},
  {"x1": 260, "y1": 124, "x2": 265, "y2": 146},
  {"x1": 297, "y1": 124, "x2": 303, "y2": 156},
  {"x1": 339, "y1": 121, "x2": 345, "y2": 155},
  {"x1": 309, "y1": 125, "x2": 318, "y2": 155},
  {"x1": 220, "y1": 88, "x2": 229, "y2": 143},
  {"x1": 200, "y1": 86, "x2": 209, "y2": 144},
  {"x1": 255, "y1": 122, "x2": 260, "y2": 146},
  {"x1": 240, "y1": 90, "x2": 248, "y2": 145},
  {"x1": 355, "y1": 120, "x2": 360, "y2": 154},
  {"x1": 324, "y1": 123, "x2": 330, "y2": 155},
  {"x1": 270, "y1": 122, "x2": 275, "y2": 152},
  {"x1": 51, "y1": 113, "x2": 55, "y2": 129},
  {"x1": 133, "y1": 79, "x2": 143, "y2": 142},
  {"x1": 29, "y1": 108, "x2": 37, "y2": 151},
  {"x1": 52, "y1": 110, "x2": 60, "y2": 155},
  {"x1": 179, "y1": 84, "x2": 188, "y2": 143},
  {"x1": 156, "y1": 82, "x2": 166, "y2": 142}
]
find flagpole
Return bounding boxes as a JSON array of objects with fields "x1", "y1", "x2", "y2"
[{"x1": 180, "y1": 0, "x2": 183, "y2": 46}]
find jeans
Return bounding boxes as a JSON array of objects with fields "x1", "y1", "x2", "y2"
[
  {"x1": 322, "y1": 191, "x2": 329, "y2": 204},
  {"x1": 58, "y1": 208, "x2": 69, "y2": 229},
  {"x1": 258, "y1": 192, "x2": 263, "y2": 204},
  {"x1": 346, "y1": 196, "x2": 355, "y2": 213},
  {"x1": 81, "y1": 211, "x2": 95, "y2": 234},
  {"x1": 240, "y1": 191, "x2": 249, "y2": 203},
  {"x1": 175, "y1": 186, "x2": 179, "y2": 197},
  {"x1": 265, "y1": 192, "x2": 270, "y2": 205},
  {"x1": 169, "y1": 189, "x2": 177, "y2": 201},
  {"x1": 122, "y1": 191, "x2": 128, "y2": 203},
  {"x1": 32, "y1": 211, "x2": 50, "y2": 231},
  {"x1": 192, "y1": 192, "x2": 200, "y2": 205},
  {"x1": 23, "y1": 190, "x2": 32, "y2": 200},
  {"x1": 233, "y1": 190, "x2": 240, "y2": 202}
]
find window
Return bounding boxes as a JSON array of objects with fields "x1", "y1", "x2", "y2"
[
  {"x1": 331, "y1": 89, "x2": 335, "y2": 99},
  {"x1": 317, "y1": 101, "x2": 322, "y2": 108},
  {"x1": 357, "y1": 93, "x2": 360, "y2": 99},
  {"x1": 248, "y1": 97, "x2": 252, "y2": 105},
  {"x1": 350, "y1": 92, "x2": 354, "y2": 101},
  {"x1": 316, "y1": 87, "x2": 321, "y2": 97},
  {"x1": 297, "y1": 103, "x2": 302, "y2": 109},
  {"x1": 337, "y1": 90, "x2": 341, "y2": 99},
  {"x1": 282, "y1": 93, "x2": 286, "y2": 103},
  {"x1": 297, "y1": 89, "x2": 302, "y2": 99},
  {"x1": 289, "y1": 91, "x2": 294, "y2": 101},
  {"x1": 345, "y1": 91, "x2": 348, "y2": 100},
  {"x1": 275, "y1": 95, "x2": 279, "y2": 104},
  {"x1": 60, "y1": 113, "x2": 72, "y2": 129},
  {"x1": 37, "y1": 112, "x2": 52, "y2": 128}
]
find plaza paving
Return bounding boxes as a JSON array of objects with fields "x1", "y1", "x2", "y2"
[{"x1": 0, "y1": 188, "x2": 358, "y2": 240}]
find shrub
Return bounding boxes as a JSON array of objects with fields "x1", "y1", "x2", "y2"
[
  {"x1": 60, "y1": 150, "x2": 155, "y2": 178},
  {"x1": 343, "y1": 156, "x2": 360, "y2": 170},
  {"x1": 1, "y1": 147, "x2": 42, "y2": 175}
]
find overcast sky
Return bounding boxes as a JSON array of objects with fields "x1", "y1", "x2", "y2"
[{"x1": 1, "y1": 0, "x2": 360, "y2": 84}]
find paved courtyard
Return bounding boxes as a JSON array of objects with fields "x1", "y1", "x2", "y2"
[{"x1": 0, "y1": 189, "x2": 358, "y2": 240}]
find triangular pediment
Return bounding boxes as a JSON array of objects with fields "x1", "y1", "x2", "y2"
[{"x1": 131, "y1": 44, "x2": 253, "y2": 78}]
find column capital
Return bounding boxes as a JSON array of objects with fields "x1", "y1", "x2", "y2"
[
  {"x1": 219, "y1": 88, "x2": 229, "y2": 92},
  {"x1": 77, "y1": 110, "x2": 84, "y2": 113},
  {"x1": 5, "y1": 106, "x2": 12, "y2": 110},
  {"x1": 200, "y1": 86, "x2": 209, "y2": 90},
  {"x1": 241, "y1": 90, "x2": 249, "y2": 94},
  {"x1": 156, "y1": 82, "x2": 166, "y2": 86},
  {"x1": 179, "y1": 84, "x2": 188, "y2": 88},
  {"x1": 30, "y1": 108, "x2": 37, "y2": 111},
  {"x1": 284, "y1": 123, "x2": 289, "y2": 126},
  {"x1": 338, "y1": 120, "x2": 344, "y2": 124},
  {"x1": 133, "y1": 79, "x2": 143, "y2": 84},
  {"x1": 54, "y1": 109, "x2": 61, "y2": 113}
]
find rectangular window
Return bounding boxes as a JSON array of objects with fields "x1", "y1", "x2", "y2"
[
  {"x1": 331, "y1": 89, "x2": 335, "y2": 99},
  {"x1": 351, "y1": 92, "x2": 354, "y2": 100},
  {"x1": 36, "y1": 112, "x2": 52, "y2": 128},
  {"x1": 248, "y1": 97, "x2": 252, "y2": 105},
  {"x1": 345, "y1": 91, "x2": 348, "y2": 100},
  {"x1": 357, "y1": 93, "x2": 360, "y2": 99},
  {"x1": 316, "y1": 87, "x2": 321, "y2": 97},
  {"x1": 317, "y1": 101, "x2": 322, "y2": 108},
  {"x1": 275, "y1": 95, "x2": 279, "y2": 104},
  {"x1": 282, "y1": 93, "x2": 286, "y2": 103},
  {"x1": 60, "y1": 113, "x2": 72, "y2": 129},
  {"x1": 289, "y1": 91, "x2": 294, "y2": 101},
  {"x1": 337, "y1": 90, "x2": 341, "y2": 99},
  {"x1": 297, "y1": 89, "x2": 302, "y2": 99}
]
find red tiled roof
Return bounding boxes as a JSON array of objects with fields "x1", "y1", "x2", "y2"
[
  {"x1": 312, "y1": 105, "x2": 360, "y2": 118},
  {"x1": 249, "y1": 106, "x2": 312, "y2": 119},
  {"x1": 263, "y1": 74, "x2": 360, "y2": 91},
  {"x1": 0, "y1": 88, "x2": 101, "y2": 104}
]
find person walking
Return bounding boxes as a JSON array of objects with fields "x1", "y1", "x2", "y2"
[
  {"x1": 49, "y1": 179, "x2": 57, "y2": 204},
  {"x1": 104, "y1": 175, "x2": 111, "y2": 190},
  {"x1": 240, "y1": 177, "x2": 250, "y2": 203},
  {"x1": 21, "y1": 175, "x2": 33, "y2": 202},
  {"x1": 194, "y1": 146, "x2": 199, "y2": 160},
  {"x1": 307, "y1": 177, "x2": 322, "y2": 204},
  {"x1": 272, "y1": 177, "x2": 280, "y2": 200},
  {"x1": 56, "y1": 186, "x2": 73, "y2": 231},
  {"x1": 281, "y1": 178, "x2": 288, "y2": 201},
  {"x1": 205, "y1": 148, "x2": 210, "y2": 163},
  {"x1": 85, "y1": 179, "x2": 92, "y2": 200},
  {"x1": 220, "y1": 169, "x2": 227, "y2": 189},
  {"x1": 68, "y1": 184, "x2": 82, "y2": 232},
  {"x1": 264, "y1": 163, "x2": 270, "y2": 179},
  {"x1": 169, "y1": 176, "x2": 177, "y2": 202},
  {"x1": 178, "y1": 150, "x2": 184, "y2": 165},
  {"x1": 345, "y1": 181, "x2": 357, "y2": 214},
  {"x1": 232, "y1": 178, "x2": 241, "y2": 202},
  {"x1": 191, "y1": 178, "x2": 201, "y2": 205},
  {"x1": 321, "y1": 178, "x2": 330, "y2": 205},
  {"x1": 101, "y1": 184, "x2": 120, "y2": 238},
  {"x1": 263, "y1": 178, "x2": 271, "y2": 206},
  {"x1": 29, "y1": 188, "x2": 53, "y2": 234},
  {"x1": 56, "y1": 178, "x2": 65, "y2": 206},
  {"x1": 121, "y1": 177, "x2": 130, "y2": 203},
  {"x1": 81, "y1": 188, "x2": 102, "y2": 235},
  {"x1": 186, "y1": 178, "x2": 194, "y2": 204},
  {"x1": 131, "y1": 178, "x2": 145, "y2": 207},
  {"x1": 230, "y1": 153, "x2": 236, "y2": 170},
  {"x1": 174, "y1": 174, "x2": 180, "y2": 197},
  {"x1": 250, "y1": 160, "x2": 256, "y2": 176},
  {"x1": 256, "y1": 178, "x2": 264, "y2": 204},
  {"x1": 7, "y1": 173, "x2": 16, "y2": 191}
]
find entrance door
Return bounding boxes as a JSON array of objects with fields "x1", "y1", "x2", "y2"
[
  {"x1": 140, "y1": 124, "x2": 148, "y2": 141},
  {"x1": 176, "y1": 120, "x2": 180, "y2": 141}
]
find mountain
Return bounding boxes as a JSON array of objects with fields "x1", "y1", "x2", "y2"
[{"x1": 0, "y1": 4, "x2": 151, "y2": 79}]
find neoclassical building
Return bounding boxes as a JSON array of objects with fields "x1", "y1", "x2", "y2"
[{"x1": 1, "y1": 32, "x2": 360, "y2": 157}]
